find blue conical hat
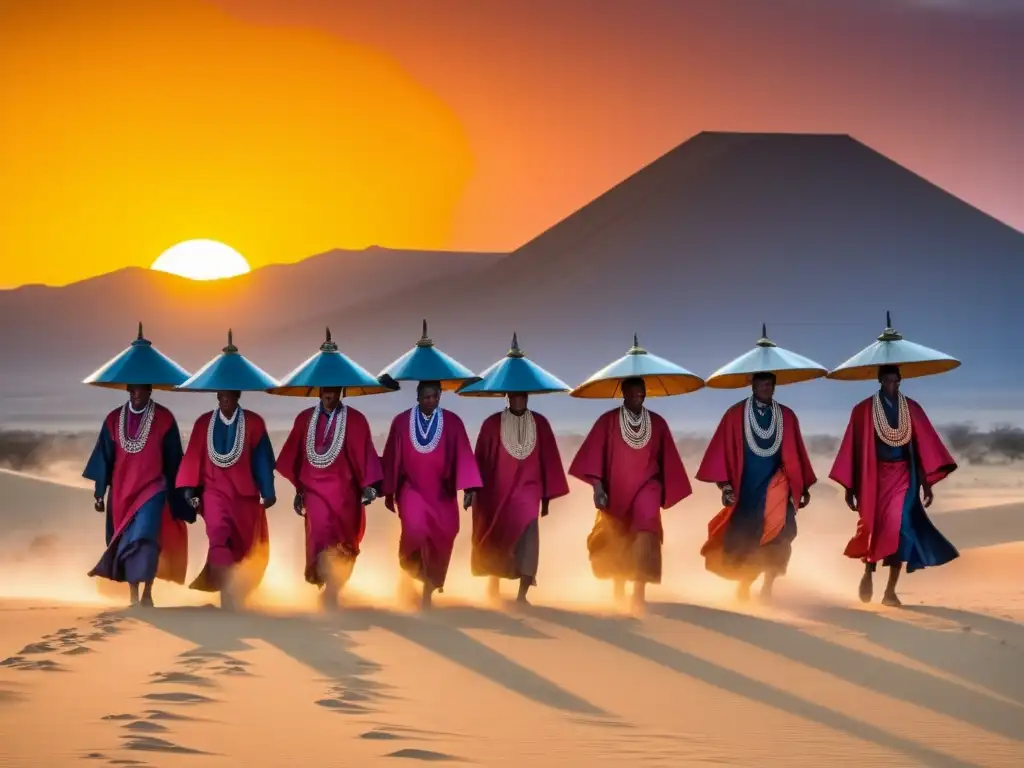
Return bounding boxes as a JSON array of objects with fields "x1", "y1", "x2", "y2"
[
  {"x1": 176, "y1": 329, "x2": 279, "y2": 392},
  {"x1": 270, "y1": 327, "x2": 397, "y2": 397},
  {"x1": 83, "y1": 322, "x2": 191, "y2": 391},
  {"x1": 378, "y1": 319, "x2": 478, "y2": 392},
  {"x1": 705, "y1": 324, "x2": 829, "y2": 389},
  {"x1": 828, "y1": 312, "x2": 960, "y2": 381},
  {"x1": 457, "y1": 333, "x2": 570, "y2": 397},
  {"x1": 570, "y1": 334, "x2": 705, "y2": 399}
]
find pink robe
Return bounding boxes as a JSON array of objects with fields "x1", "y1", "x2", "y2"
[
  {"x1": 276, "y1": 405, "x2": 383, "y2": 585},
  {"x1": 471, "y1": 410, "x2": 569, "y2": 579},
  {"x1": 568, "y1": 408, "x2": 692, "y2": 581},
  {"x1": 381, "y1": 407, "x2": 482, "y2": 589},
  {"x1": 830, "y1": 396, "x2": 957, "y2": 563},
  {"x1": 177, "y1": 410, "x2": 272, "y2": 593}
]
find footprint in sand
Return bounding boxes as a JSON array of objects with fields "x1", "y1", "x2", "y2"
[
  {"x1": 121, "y1": 720, "x2": 170, "y2": 733},
  {"x1": 315, "y1": 696, "x2": 370, "y2": 714},
  {"x1": 385, "y1": 748, "x2": 463, "y2": 762},
  {"x1": 101, "y1": 714, "x2": 139, "y2": 722},
  {"x1": 142, "y1": 691, "x2": 215, "y2": 705},
  {"x1": 144, "y1": 709, "x2": 199, "y2": 722},
  {"x1": 148, "y1": 671, "x2": 216, "y2": 688},
  {"x1": 121, "y1": 736, "x2": 208, "y2": 755},
  {"x1": 2, "y1": 657, "x2": 66, "y2": 672},
  {"x1": 361, "y1": 730, "x2": 406, "y2": 741}
]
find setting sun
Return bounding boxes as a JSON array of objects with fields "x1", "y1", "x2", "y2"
[{"x1": 150, "y1": 239, "x2": 252, "y2": 281}]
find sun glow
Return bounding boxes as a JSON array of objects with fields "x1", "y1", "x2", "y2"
[{"x1": 150, "y1": 239, "x2": 252, "y2": 281}]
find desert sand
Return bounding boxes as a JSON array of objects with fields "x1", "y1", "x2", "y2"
[{"x1": 1, "y1": 452, "x2": 1023, "y2": 767}]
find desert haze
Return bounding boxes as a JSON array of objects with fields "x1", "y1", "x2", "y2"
[{"x1": 0, "y1": 430, "x2": 1022, "y2": 766}]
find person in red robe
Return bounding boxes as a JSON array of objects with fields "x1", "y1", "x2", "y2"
[
  {"x1": 276, "y1": 386, "x2": 383, "y2": 610},
  {"x1": 696, "y1": 372, "x2": 816, "y2": 603},
  {"x1": 568, "y1": 377, "x2": 692, "y2": 612},
  {"x1": 176, "y1": 390, "x2": 278, "y2": 610},
  {"x1": 381, "y1": 380, "x2": 482, "y2": 610},
  {"x1": 471, "y1": 393, "x2": 570, "y2": 604},
  {"x1": 830, "y1": 364, "x2": 958, "y2": 606},
  {"x1": 83, "y1": 384, "x2": 191, "y2": 607}
]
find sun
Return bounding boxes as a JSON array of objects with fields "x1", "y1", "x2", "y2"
[{"x1": 150, "y1": 239, "x2": 252, "y2": 281}]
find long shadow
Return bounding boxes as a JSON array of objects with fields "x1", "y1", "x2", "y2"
[
  {"x1": 357, "y1": 608, "x2": 609, "y2": 718},
  {"x1": 908, "y1": 606, "x2": 1024, "y2": 650},
  {"x1": 804, "y1": 605, "x2": 1024, "y2": 710},
  {"x1": 655, "y1": 603, "x2": 1024, "y2": 738},
  {"x1": 426, "y1": 605, "x2": 552, "y2": 640},
  {"x1": 528, "y1": 605, "x2": 980, "y2": 768},
  {"x1": 937, "y1": 502, "x2": 1024, "y2": 549}
]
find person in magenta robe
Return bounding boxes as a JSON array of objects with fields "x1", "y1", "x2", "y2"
[
  {"x1": 381, "y1": 380, "x2": 482, "y2": 609},
  {"x1": 176, "y1": 390, "x2": 277, "y2": 610},
  {"x1": 568, "y1": 377, "x2": 692, "y2": 611},
  {"x1": 696, "y1": 372, "x2": 816, "y2": 603},
  {"x1": 83, "y1": 384, "x2": 192, "y2": 607},
  {"x1": 830, "y1": 364, "x2": 958, "y2": 606},
  {"x1": 276, "y1": 386, "x2": 383, "y2": 609},
  {"x1": 471, "y1": 393, "x2": 569, "y2": 604}
]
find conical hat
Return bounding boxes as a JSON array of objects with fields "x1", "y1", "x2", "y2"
[
  {"x1": 378, "y1": 320, "x2": 478, "y2": 392},
  {"x1": 457, "y1": 334, "x2": 570, "y2": 397},
  {"x1": 83, "y1": 322, "x2": 191, "y2": 391},
  {"x1": 176, "y1": 330, "x2": 279, "y2": 392},
  {"x1": 269, "y1": 327, "x2": 397, "y2": 397},
  {"x1": 828, "y1": 312, "x2": 960, "y2": 381},
  {"x1": 705, "y1": 324, "x2": 829, "y2": 389},
  {"x1": 570, "y1": 334, "x2": 705, "y2": 399}
]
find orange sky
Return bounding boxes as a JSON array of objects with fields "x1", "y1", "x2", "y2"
[{"x1": 1, "y1": 0, "x2": 1022, "y2": 288}]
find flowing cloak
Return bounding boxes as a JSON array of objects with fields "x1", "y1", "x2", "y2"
[
  {"x1": 381, "y1": 408, "x2": 482, "y2": 589},
  {"x1": 568, "y1": 408, "x2": 691, "y2": 582},
  {"x1": 276, "y1": 405, "x2": 384, "y2": 585},
  {"x1": 176, "y1": 409, "x2": 277, "y2": 592},
  {"x1": 471, "y1": 410, "x2": 570, "y2": 581},
  {"x1": 830, "y1": 395, "x2": 958, "y2": 572},
  {"x1": 83, "y1": 403, "x2": 191, "y2": 585},
  {"x1": 695, "y1": 401, "x2": 817, "y2": 581}
]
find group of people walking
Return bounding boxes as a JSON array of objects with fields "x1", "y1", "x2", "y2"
[{"x1": 82, "y1": 314, "x2": 961, "y2": 613}]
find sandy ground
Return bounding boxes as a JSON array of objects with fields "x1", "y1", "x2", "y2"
[{"x1": 1, "y1": 457, "x2": 1023, "y2": 767}]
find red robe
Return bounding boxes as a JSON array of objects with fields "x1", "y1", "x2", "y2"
[
  {"x1": 90, "y1": 404, "x2": 189, "y2": 584},
  {"x1": 695, "y1": 401, "x2": 817, "y2": 577},
  {"x1": 830, "y1": 396, "x2": 956, "y2": 562},
  {"x1": 568, "y1": 407, "x2": 691, "y2": 542},
  {"x1": 276, "y1": 404, "x2": 384, "y2": 584},
  {"x1": 381, "y1": 408, "x2": 483, "y2": 589},
  {"x1": 471, "y1": 410, "x2": 569, "y2": 578},
  {"x1": 177, "y1": 410, "x2": 272, "y2": 592}
]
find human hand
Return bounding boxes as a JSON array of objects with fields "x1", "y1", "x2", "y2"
[
  {"x1": 845, "y1": 489, "x2": 858, "y2": 512},
  {"x1": 361, "y1": 486, "x2": 378, "y2": 505},
  {"x1": 293, "y1": 493, "x2": 305, "y2": 516},
  {"x1": 720, "y1": 483, "x2": 736, "y2": 507},
  {"x1": 799, "y1": 490, "x2": 811, "y2": 509},
  {"x1": 263, "y1": 496, "x2": 277, "y2": 510},
  {"x1": 593, "y1": 484, "x2": 609, "y2": 510},
  {"x1": 384, "y1": 494, "x2": 395, "y2": 513},
  {"x1": 184, "y1": 488, "x2": 201, "y2": 510},
  {"x1": 541, "y1": 498, "x2": 550, "y2": 517},
  {"x1": 94, "y1": 497, "x2": 105, "y2": 513},
  {"x1": 922, "y1": 485, "x2": 934, "y2": 508},
  {"x1": 463, "y1": 490, "x2": 475, "y2": 510}
]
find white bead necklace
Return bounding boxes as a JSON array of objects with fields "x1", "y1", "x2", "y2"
[
  {"x1": 744, "y1": 396, "x2": 784, "y2": 457},
  {"x1": 118, "y1": 400, "x2": 155, "y2": 454},
  {"x1": 872, "y1": 391, "x2": 913, "y2": 447},
  {"x1": 410, "y1": 406, "x2": 444, "y2": 454},
  {"x1": 500, "y1": 408, "x2": 537, "y2": 460},
  {"x1": 618, "y1": 405, "x2": 652, "y2": 450},
  {"x1": 207, "y1": 407, "x2": 246, "y2": 468},
  {"x1": 305, "y1": 403, "x2": 347, "y2": 469}
]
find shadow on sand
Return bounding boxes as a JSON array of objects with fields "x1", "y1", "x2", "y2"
[
  {"x1": 132, "y1": 604, "x2": 608, "y2": 721},
  {"x1": 527, "y1": 605, "x2": 984, "y2": 768}
]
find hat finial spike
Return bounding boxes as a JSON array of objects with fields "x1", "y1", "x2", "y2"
[
  {"x1": 326, "y1": 326, "x2": 332, "y2": 343},
  {"x1": 137, "y1": 321, "x2": 144, "y2": 340},
  {"x1": 886, "y1": 310, "x2": 892, "y2": 329}
]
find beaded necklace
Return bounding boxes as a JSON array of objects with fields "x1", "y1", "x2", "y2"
[
  {"x1": 305, "y1": 403, "x2": 347, "y2": 469},
  {"x1": 872, "y1": 391, "x2": 912, "y2": 447},
  {"x1": 744, "y1": 396, "x2": 783, "y2": 457},
  {"x1": 501, "y1": 408, "x2": 537, "y2": 460},
  {"x1": 118, "y1": 400, "x2": 155, "y2": 454},
  {"x1": 410, "y1": 407, "x2": 444, "y2": 454},
  {"x1": 207, "y1": 407, "x2": 246, "y2": 468}
]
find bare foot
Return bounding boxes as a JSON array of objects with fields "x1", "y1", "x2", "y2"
[
  {"x1": 139, "y1": 594, "x2": 154, "y2": 608},
  {"x1": 736, "y1": 582, "x2": 752, "y2": 603},
  {"x1": 858, "y1": 572, "x2": 873, "y2": 604},
  {"x1": 881, "y1": 591, "x2": 903, "y2": 607}
]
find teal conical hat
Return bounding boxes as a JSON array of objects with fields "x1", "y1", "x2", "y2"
[
  {"x1": 570, "y1": 334, "x2": 705, "y2": 399},
  {"x1": 83, "y1": 322, "x2": 191, "y2": 391},
  {"x1": 176, "y1": 330, "x2": 279, "y2": 392},
  {"x1": 828, "y1": 312, "x2": 960, "y2": 381},
  {"x1": 270, "y1": 327, "x2": 397, "y2": 397},
  {"x1": 378, "y1": 319, "x2": 478, "y2": 392},
  {"x1": 457, "y1": 333, "x2": 570, "y2": 397},
  {"x1": 705, "y1": 324, "x2": 829, "y2": 389}
]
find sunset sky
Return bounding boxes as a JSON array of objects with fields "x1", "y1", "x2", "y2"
[{"x1": 1, "y1": 0, "x2": 1021, "y2": 288}]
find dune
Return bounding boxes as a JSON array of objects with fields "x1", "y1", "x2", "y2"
[{"x1": 1, "y1": 456, "x2": 1023, "y2": 765}]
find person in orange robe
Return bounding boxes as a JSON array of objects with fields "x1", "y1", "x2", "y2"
[
  {"x1": 696, "y1": 372, "x2": 816, "y2": 603},
  {"x1": 568, "y1": 377, "x2": 692, "y2": 611},
  {"x1": 275, "y1": 386, "x2": 383, "y2": 610},
  {"x1": 830, "y1": 365, "x2": 958, "y2": 606},
  {"x1": 471, "y1": 393, "x2": 569, "y2": 604}
]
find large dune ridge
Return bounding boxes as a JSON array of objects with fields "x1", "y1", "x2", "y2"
[{"x1": 1, "y1": 430, "x2": 1023, "y2": 765}]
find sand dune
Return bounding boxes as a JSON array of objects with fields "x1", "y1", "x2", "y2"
[{"x1": 1, "y1": 461, "x2": 1023, "y2": 766}]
